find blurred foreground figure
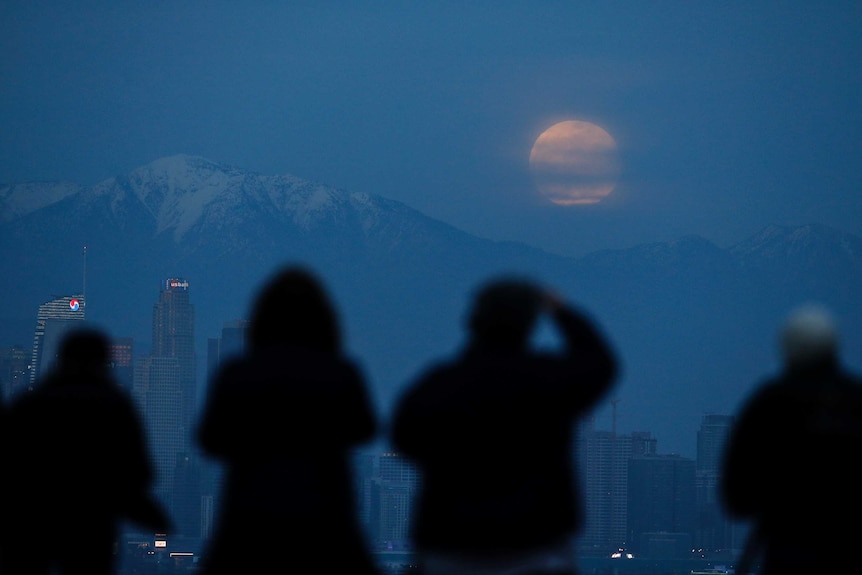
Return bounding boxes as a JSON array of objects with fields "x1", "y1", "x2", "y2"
[
  {"x1": 0, "y1": 384, "x2": 6, "y2": 571},
  {"x1": 1, "y1": 328, "x2": 171, "y2": 575},
  {"x1": 196, "y1": 265, "x2": 380, "y2": 575},
  {"x1": 721, "y1": 303, "x2": 862, "y2": 575},
  {"x1": 392, "y1": 276, "x2": 618, "y2": 575}
]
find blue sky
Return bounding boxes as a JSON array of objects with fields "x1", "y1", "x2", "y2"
[{"x1": 2, "y1": 1, "x2": 861, "y2": 257}]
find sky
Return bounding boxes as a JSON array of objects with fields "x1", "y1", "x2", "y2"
[{"x1": 2, "y1": 1, "x2": 861, "y2": 258}]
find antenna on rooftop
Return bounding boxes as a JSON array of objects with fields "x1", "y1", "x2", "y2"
[{"x1": 82, "y1": 245, "x2": 87, "y2": 310}]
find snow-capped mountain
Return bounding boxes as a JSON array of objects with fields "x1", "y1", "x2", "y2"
[
  {"x1": 730, "y1": 222, "x2": 862, "y2": 270},
  {"x1": 2, "y1": 154, "x2": 860, "y2": 458}
]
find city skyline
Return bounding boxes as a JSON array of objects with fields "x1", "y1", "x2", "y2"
[
  {"x1": 0, "y1": 301, "x2": 766, "y2": 572},
  {"x1": 1, "y1": 239, "x2": 851, "y2": 463},
  {"x1": 3, "y1": 6, "x2": 858, "y2": 571}
]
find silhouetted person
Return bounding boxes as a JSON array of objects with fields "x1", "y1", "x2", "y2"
[
  {"x1": 391, "y1": 276, "x2": 619, "y2": 575},
  {"x1": 196, "y1": 265, "x2": 380, "y2": 575},
  {"x1": 1, "y1": 327, "x2": 171, "y2": 575},
  {"x1": 721, "y1": 303, "x2": 862, "y2": 575},
  {"x1": 0, "y1": 386, "x2": 6, "y2": 573}
]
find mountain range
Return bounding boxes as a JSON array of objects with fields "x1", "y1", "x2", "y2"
[{"x1": 2, "y1": 154, "x2": 860, "y2": 458}]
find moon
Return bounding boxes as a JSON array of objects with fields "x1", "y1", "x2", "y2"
[{"x1": 529, "y1": 120, "x2": 620, "y2": 205}]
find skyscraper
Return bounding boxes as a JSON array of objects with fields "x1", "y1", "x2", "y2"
[
  {"x1": 0, "y1": 345, "x2": 31, "y2": 400},
  {"x1": 135, "y1": 278, "x2": 198, "y2": 538},
  {"x1": 371, "y1": 452, "x2": 420, "y2": 550},
  {"x1": 578, "y1": 418, "x2": 657, "y2": 555},
  {"x1": 205, "y1": 319, "x2": 248, "y2": 387},
  {"x1": 151, "y1": 278, "x2": 196, "y2": 437},
  {"x1": 695, "y1": 413, "x2": 738, "y2": 557},
  {"x1": 29, "y1": 294, "x2": 86, "y2": 387},
  {"x1": 108, "y1": 336, "x2": 134, "y2": 392},
  {"x1": 627, "y1": 454, "x2": 696, "y2": 559},
  {"x1": 134, "y1": 355, "x2": 184, "y2": 512}
]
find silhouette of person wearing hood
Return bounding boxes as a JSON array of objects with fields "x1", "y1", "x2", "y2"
[
  {"x1": 721, "y1": 303, "x2": 862, "y2": 575},
  {"x1": 391, "y1": 275, "x2": 618, "y2": 575},
  {"x1": 1, "y1": 327, "x2": 170, "y2": 575},
  {"x1": 196, "y1": 265, "x2": 380, "y2": 575}
]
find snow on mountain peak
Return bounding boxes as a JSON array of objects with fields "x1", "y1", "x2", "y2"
[
  {"x1": 101, "y1": 155, "x2": 371, "y2": 239},
  {"x1": 119, "y1": 155, "x2": 243, "y2": 237}
]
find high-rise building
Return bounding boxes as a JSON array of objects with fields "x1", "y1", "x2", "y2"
[
  {"x1": 108, "y1": 336, "x2": 134, "y2": 392},
  {"x1": 200, "y1": 318, "x2": 250, "y2": 542},
  {"x1": 695, "y1": 413, "x2": 740, "y2": 557},
  {"x1": 173, "y1": 452, "x2": 204, "y2": 545},
  {"x1": 353, "y1": 451, "x2": 376, "y2": 532},
  {"x1": 134, "y1": 278, "x2": 198, "y2": 538},
  {"x1": 370, "y1": 453, "x2": 420, "y2": 550},
  {"x1": 578, "y1": 417, "x2": 657, "y2": 556},
  {"x1": 0, "y1": 345, "x2": 31, "y2": 400},
  {"x1": 216, "y1": 319, "x2": 247, "y2": 364},
  {"x1": 205, "y1": 319, "x2": 248, "y2": 386},
  {"x1": 134, "y1": 355, "x2": 184, "y2": 512},
  {"x1": 627, "y1": 454, "x2": 696, "y2": 559},
  {"x1": 29, "y1": 294, "x2": 86, "y2": 387},
  {"x1": 151, "y1": 278, "x2": 196, "y2": 436}
]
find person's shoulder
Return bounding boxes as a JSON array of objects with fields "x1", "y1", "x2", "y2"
[
  {"x1": 213, "y1": 345, "x2": 366, "y2": 390},
  {"x1": 395, "y1": 358, "x2": 466, "y2": 406},
  {"x1": 215, "y1": 354, "x2": 253, "y2": 378},
  {"x1": 734, "y1": 376, "x2": 786, "y2": 410},
  {"x1": 840, "y1": 368, "x2": 862, "y2": 386},
  {"x1": 833, "y1": 369, "x2": 862, "y2": 402},
  {"x1": 409, "y1": 355, "x2": 461, "y2": 383}
]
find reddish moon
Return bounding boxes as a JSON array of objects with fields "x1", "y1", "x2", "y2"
[{"x1": 529, "y1": 120, "x2": 620, "y2": 205}]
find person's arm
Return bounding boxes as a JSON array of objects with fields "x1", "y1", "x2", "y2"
[{"x1": 546, "y1": 292, "x2": 619, "y2": 403}]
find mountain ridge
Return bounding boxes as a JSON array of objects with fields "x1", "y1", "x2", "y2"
[
  {"x1": 5, "y1": 154, "x2": 859, "y2": 265},
  {"x1": 2, "y1": 154, "x2": 859, "y2": 459}
]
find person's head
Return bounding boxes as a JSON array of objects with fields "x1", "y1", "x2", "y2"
[
  {"x1": 466, "y1": 276, "x2": 543, "y2": 349},
  {"x1": 57, "y1": 328, "x2": 111, "y2": 376},
  {"x1": 779, "y1": 303, "x2": 839, "y2": 372},
  {"x1": 247, "y1": 265, "x2": 341, "y2": 353}
]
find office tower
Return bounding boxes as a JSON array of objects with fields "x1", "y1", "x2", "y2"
[
  {"x1": 353, "y1": 450, "x2": 376, "y2": 533},
  {"x1": 173, "y1": 453, "x2": 203, "y2": 544},
  {"x1": 147, "y1": 278, "x2": 198, "y2": 538},
  {"x1": 217, "y1": 319, "x2": 247, "y2": 363},
  {"x1": 29, "y1": 294, "x2": 86, "y2": 387},
  {"x1": 0, "y1": 345, "x2": 31, "y2": 400},
  {"x1": 200, "y1": 318, "x2": 249, "y2": 542},
  {"x1": 627, "y1": 454, "x2": 696, "y2": 559},
  {"x1": 200, "y1": 493, "x2": 216, "y2": 542},
  {"x1": 134, "y1": 356, "x2": 184, "y2": 513},
  {"x1": 578, "y1": 419, "x2": 657, "y2": 555},
  {"x1": 108, "y1": 336, "x2": 134, "y2": 392},
  {"x1": 371, "y1": 453, "x2": 420, "y2": 550},
  {"x1": 151, "y1": 278, "x2": 196, "y2": 438},
  {"x1": 695, "y1": 414, "x2": 738, "y2": 557},
  {"x1": 205, "y1": 319, "x2": 248, "y2": 386}
]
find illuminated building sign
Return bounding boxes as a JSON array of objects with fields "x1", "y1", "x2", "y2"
[
  {"x1": 154, "y1": 533, "x2": 168, "y2": 548},
  {"x1": 165, "y1": 278, "x2": 189, "y2": 291},
  {"x1": 69, "y1": 299, "x2": 80, "y2": 311}
]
